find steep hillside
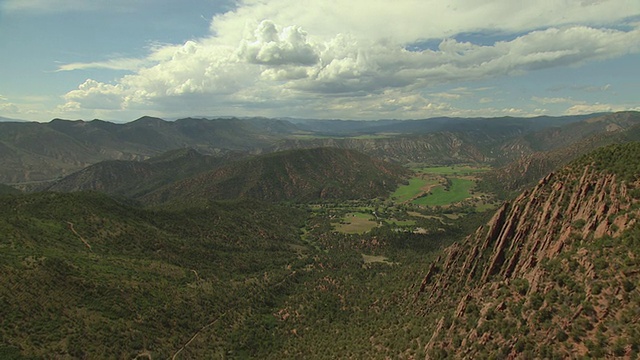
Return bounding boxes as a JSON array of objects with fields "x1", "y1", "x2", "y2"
[
  {"x1": 414, "y1": 142, "x2": 640, "y2": 358},
  {"x1": 496, "y1": 111, "x2": 640, "y2": 164},
  {"x1": 142, "y1": 148, "x2": 410, "y2": 206},
  {"x1": 44, "y1": 148, "x2": 242, "y2": 198}
]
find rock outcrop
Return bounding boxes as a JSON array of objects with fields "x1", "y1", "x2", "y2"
[{"x1": 415, "y1": 152, "x2": 640, "y2": 359}]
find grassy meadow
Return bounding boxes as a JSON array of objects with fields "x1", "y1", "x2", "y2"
[
  {"x1": 390, "y1": 165, "x2": 496, "y2": 213},
  {"x1": 336, "y1": 212, "x2": 379, "y2": 234},
  {"x1": 413, "y1": 178, "x2": 475, "y2": 206},
  {"x1": 391, "y1": 178, "x2": 438, "y2": 202}
]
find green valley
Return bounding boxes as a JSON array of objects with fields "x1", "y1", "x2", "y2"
[
  {"x1": 413, "y1": 178, "x2": 475, "y2": 206},
  {"x1": 2, "y1": 112, "x2": 640, "y2": 359},
  {"x1": 392, "y1": 165, "x2": 495, "y2": 214}
]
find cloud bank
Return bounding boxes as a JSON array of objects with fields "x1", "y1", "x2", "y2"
[{"x1": 57, "y1": 0, "x2": 640, "y2": 119}]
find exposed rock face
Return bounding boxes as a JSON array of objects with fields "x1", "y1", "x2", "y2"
[
  {"x1": 273, "y1": 132, "x2": 489, "y2": 164},
  {"x1": 420, "y1": 167, "x2": 635, "y2": 299},
  {"x1": 415, "y1": 161, "x2": 640, "y2": 359},
  {"x1": 481, "y1": 112, "x2": 640, "y2": 195}
]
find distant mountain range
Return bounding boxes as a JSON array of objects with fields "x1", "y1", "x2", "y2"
[
  {"x1": 1, "y1": 112, "x2": 631, "y2": 185},
  {"x1": 0, "y1": 116, "x2": 27, "y2": 122},
  {"x1": 0, "y1": 116, "x2": 297, "y2": 184},
  {"x1": 282, "y1": 114, "x2": 601, "y2": 136},
  {"x1": 42, "y1": 111, "x2": 640, "y2": 207}
]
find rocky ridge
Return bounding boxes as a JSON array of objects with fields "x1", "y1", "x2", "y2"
[
  {"x1": 274, "y1": 132, "x2": 490, "y2": 164},
  {"x1": 415, "y1": 147, "x2": 640, "y2": 358},
  {"x1": 480, "y1": 118, "x2": 640, "y2": 197}
]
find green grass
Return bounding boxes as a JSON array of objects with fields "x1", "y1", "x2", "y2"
[
  {"x1": 391, "y1": 178, "x2": 438, "y2": 202},
  {"x1": 336, "y1": 212, "x2": 378, "y2": 234},
  {"x1": 412, "y1": 165, "x2": 491, "y2": 175},
  {"x1": 288, "y1": 134, "x2": 338, "y2": 140},
  {"x1": 350, "y1": 133, "x2": 399, "y2": 139},
  {"x1": 362, "y1": 254, "x2": 394, "y2": 265},
  {"x1": 475, "y1": 202, "x2": 498, "y2": 212},
  {"x1": 413, "y1": 178, "x2": 475, "y2": 206},
  {"x1": 387, "y1": 219, "x2": 416, "y2": 226},
  {"x1": 350, "y1": 212, "x2": 373, "y2": 219}
]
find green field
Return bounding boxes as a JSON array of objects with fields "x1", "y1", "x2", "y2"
[
  {"x1": 336, "y1": 212, "x2": 378, "y2": 234},
  {"x1": 411, "y1": 165, "x2": 491, "y2": 175},
  {"x1": 391, "y1": 165, "x2": 490, "y2": 206},
  {"x1": 350, "y1": 133, "x2": 399, "y2": 139},
  {"x1": 362, "y1": 254, "x2": 395, "y2": 265},
  {"x1": 413, "y1": 178, "x2": 475, "y2": 206},
  {"x1": 475, "y1": 201, "x2": 498, "y2": 212},
  {"x1": 391, "y1": 178, "x2": 438, "y2": 202},
  {"x1": 387, "y1": 218, "x2": 416, "y2": 226}
]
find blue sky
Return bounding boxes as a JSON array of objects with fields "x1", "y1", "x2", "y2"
[{"x1": 1, "y1": 0, "x2": 639, "y2": 122}]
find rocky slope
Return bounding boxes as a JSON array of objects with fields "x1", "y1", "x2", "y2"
[
  {"x1": 480, "y1": 113, "x2": 640, "y2": 197},
  {"x1": 273, "y1": 132, "x2": 491, "y2": 164},
  {"x1": 414, "y1": 142, "x2": 640, "y2": 359}
]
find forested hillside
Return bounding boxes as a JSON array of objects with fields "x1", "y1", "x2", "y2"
[
  {"x1": 0, "y1": 192, "x2": 307, "y2": 358},
  {"x1": 0, "y1": 190, "x2": 486, "y2": 358},
  {"x1": 141, "y1": 147, "x2": 410, "y2": 206},
  {"x1": 44, "y1": 148, "x2": 242, "y2": 198}
]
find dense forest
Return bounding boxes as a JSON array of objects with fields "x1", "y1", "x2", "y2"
[{"x1": 0, "y1": 189, "x2": 491, "y2": 358}]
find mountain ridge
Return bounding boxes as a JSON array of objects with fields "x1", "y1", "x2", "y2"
[
  {"x1": 414, "y1": 142, "x2": 640, "y2": 358},
  {"x1": 480, "y1": 112, "x2": 640, "y2": 197},
  {"x1": 1, "y1": 112, "x2": 625, "y2": 184},
  {"x1": 43, "y1": 148, "x2": 243, "y2": 198},
  {"x1": 0, "y1": 117, "x2": 299, "y2": 184},
  {"x1": 140, "y1": 147, "x2": 410, "y2": 206}
]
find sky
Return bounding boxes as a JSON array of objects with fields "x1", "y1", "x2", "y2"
[{"x1": 1, "y1": 0, "x2": 639, "y2": 122}]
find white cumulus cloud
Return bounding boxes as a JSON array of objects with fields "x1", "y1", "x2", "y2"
[
  {"x1": 238, "y1": 20, "x2": 319, "y2": 65},
  {"x1": 57, "y1": 0, "x2": 640, "y2": 118}
]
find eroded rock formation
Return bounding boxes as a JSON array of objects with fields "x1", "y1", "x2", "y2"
[{"x1": 415, "y1": 162, "x2": 640, "y2": 359}]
